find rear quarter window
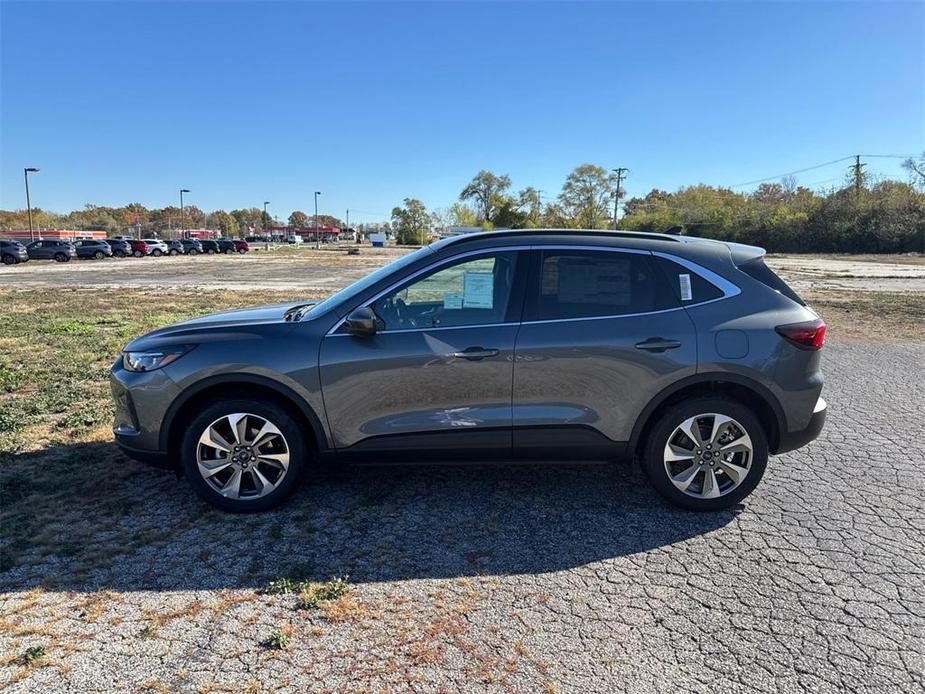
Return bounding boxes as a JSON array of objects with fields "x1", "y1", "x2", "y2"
[{"x1": 737, "y1": 258, "x2": 805, "y2": 306}]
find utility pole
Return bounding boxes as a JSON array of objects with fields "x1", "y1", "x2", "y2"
[
  {"x1": 24, "y1": 167, "x2": 39, "y2": 241},
  {"x1": 345, "y1": 209, "x2": 350, "y2": 242},
  {"x1": 180, "y1": 189, "x2": 190, "y2": 238},
  {"x1": 611, "y1": 168, "x2": 628, "y2": 229},
  {"x1": 851, "y1": 155, "x2": 866, "y2": 199},
  {"x1": 314, "y1": 192, "x2": 321, "y2": 249}
]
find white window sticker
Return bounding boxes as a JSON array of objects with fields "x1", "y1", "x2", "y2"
[
  {"x1": 679, "y1": 273, "x2": 693, "y2": 301},
  {"x1": 463, "y1": 271, "x2": 494, "y2": 309},
  {"x1": 443, "y1": 292, "x2": 463, "y2": 310}
]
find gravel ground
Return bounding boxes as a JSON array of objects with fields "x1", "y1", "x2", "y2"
[{"x1": 1, "y1": 340, "x2": 923, "y2": 692}]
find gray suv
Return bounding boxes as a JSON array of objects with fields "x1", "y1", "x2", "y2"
[{"x1": 111, "y1": 230, "x2": 826, "y2": 512}]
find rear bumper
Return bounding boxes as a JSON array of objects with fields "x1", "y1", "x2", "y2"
[{"x1": 776, "y1": 397, "x2": 826, "y2": 454}]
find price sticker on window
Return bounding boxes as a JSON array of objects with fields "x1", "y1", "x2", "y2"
[{"x1": 679, "y1": 273, "x2": 693, "y2": 301}]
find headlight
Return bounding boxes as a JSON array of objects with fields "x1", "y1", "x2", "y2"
[{"x1": 122, "y1": 345, "x2": 194, "y2": 372}]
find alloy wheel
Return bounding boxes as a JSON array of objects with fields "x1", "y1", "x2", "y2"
[
  {"x1": 196, "y1": 412, "x2": 291, "y2": 500},
  {"x1": 663, "y1": 413, "x2": 753, "y2": 499}
]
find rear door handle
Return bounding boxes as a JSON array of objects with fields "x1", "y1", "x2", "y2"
[
  {"x1": 451, "y1": 347, "x2": 500, "y2": 361},
  {"x1": 635, "y1": 337, "x2": 682, "y2": 353}
]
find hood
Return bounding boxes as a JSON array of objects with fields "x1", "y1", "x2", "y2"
[{"x1": 124, "y1": 301, "x2": 316, "y2": 350}]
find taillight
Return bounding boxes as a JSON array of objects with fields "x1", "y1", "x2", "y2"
[{"x1": 776, "y1": 319, "x2": 826, "y2": 350}]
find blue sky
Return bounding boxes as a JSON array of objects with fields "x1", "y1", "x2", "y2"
[{"x1": 1, "y1": 1, "x2": 922, "y2": 223}]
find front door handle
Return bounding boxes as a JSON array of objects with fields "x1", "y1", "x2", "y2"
[
  {"x1": 635, "y1": 337, "x2": 682, "y2": 353},
  {"x1": 451, "y1": 347, "x2": 500, "y2": 361}
]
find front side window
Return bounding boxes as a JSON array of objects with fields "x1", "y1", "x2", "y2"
[
  {"x1": 535, "y1": 250, "x2": 676, "y2": 320},
  {"x1": 369, "y1": 251, "x2": 520, "y2": 331}
]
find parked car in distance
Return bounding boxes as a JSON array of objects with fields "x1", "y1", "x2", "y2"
[
  {"x1": 245, "y1": 235, "x2": 269, "y2": 243},
  {"x1": 163, "y1": 240, "x2": 184, "y2": 256},
  {"x1": 105, "y1": 239, "x2": 133, "y2": 257},
  {"x1": 112, "y1": 229, "x2": 827, "y2": 513},
  {"x1": 217, "y1": 239, "x2": 237, "y2": 254},
  {"x1": 180, "y1": 238, "x2": 204, "y2": 255},
  {"x1": 127, "y1": 240, "x2": 149, "y2": 258},
  {"x1": 1, "y1": 239, "x2": 29, "y2": 265},
  {"x1": 73, "y1": 239, "x2": 114, "y2": 260},
  {"x1": 287, "y1": 234, "x2": 304, "y2": 245},
  {"x1": 26, "y1": 239, "x2": 77, "y2": 262},
  {"x1": 232, "y1": 239, "x2": 249, "y2": 254},
  {"x1": 199, "y1": 239, "x2": 220, "y2": 254},
  {"x1": 142, "y1": 238, "x2": 169, "y2": 257}
]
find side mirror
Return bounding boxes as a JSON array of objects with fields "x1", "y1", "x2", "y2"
[{"x1": 345, "y1": 306, "x2": 378, "y2": 337}]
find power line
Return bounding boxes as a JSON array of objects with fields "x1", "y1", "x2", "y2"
[{"x1": 729, "y1": 153, "x2": 911, "y2": 189}]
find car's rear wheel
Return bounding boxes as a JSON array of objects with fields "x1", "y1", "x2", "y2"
[
  {"x1": 54, "y1": 252, "x2": 68, "y2": 262},
  {"x1": 182, "y1": 399, "x2": 307, "y2": 512},
  {"x1": 1, "y1": 254, "x2": 14, "y2": 265},
  {"x1": 641, "y1": 397, "x2": 768, "y2": 511}
]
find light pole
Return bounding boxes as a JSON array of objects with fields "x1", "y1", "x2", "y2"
[
  {"x1": 24, "y1": 167, "x2": 39, "y2": 241},
  {"x1": 263, "y1": 201, "x2": 270, "y2": 246},
  {"x1": 345, "y1": 208, "x2": 349, "y2": 242},
  {"x1": 179, "y1": 189, "x2": 190, "y2": 238},
  {"x1": 314, "y1": 191, "x2": 321, "y2": 249}
]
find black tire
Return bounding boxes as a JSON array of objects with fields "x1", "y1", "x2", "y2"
[
  {"x1": 1, "y1": 254, "x2": 14, "y2": 265},
  {"x1": 188, "y1": 249, "x2": 198, "y2": 256},
  {"x1": 54, "y1": 252, "x2": 69, "y2": 262},
  {"x1": 207, "y1": 248, "x2": 216, "y2": 254},
  {"x1": 238, "y1": 249, "x2": 246, "y2": 254},
  {"x1": 114, "y1": 250, "x2": 126, "y2": 258},
  {"x1": 641, "y1": 396, "x2": 768, "y2": 511},
  {"x1": 133, "y1": 250, "x2": 143, "y2": 258},
  {"x1": 181, "y1": 398, "x2": 309, "y2": 512},
  {"x1": 94, "y1": 250, "x2": 105, "y2": 260},
  {"x1": 152, "y1": 249, "x2": 163, "y2": 257},
  {"x1": 224, "y1": 248, "x2": 233, "y2": 254},
  {"x1": 169, "y1": 249, "x2": 178, "y2": 256}
]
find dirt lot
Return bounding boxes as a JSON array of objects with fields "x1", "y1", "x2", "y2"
[{"x1": 1, "y1": 249, "x2": 923, "y2": 692}]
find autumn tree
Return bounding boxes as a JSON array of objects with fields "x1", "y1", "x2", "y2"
[
  {"x1": 391, "y1": 198, "x2": 430, "y2": 245},
  {"x1": 289, "y1": 210, "x2": 309, "y2": 227},
  {"x1": 460, "y1": 170, "x2": 511, "y2": 224},
  {"x1": 559, "y1": 164, "x2": 614, "y2": 229}
]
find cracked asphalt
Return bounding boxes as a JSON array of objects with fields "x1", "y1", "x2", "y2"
[{"x1": 1, "y1": 339, "x2": 923, "y2": 692}]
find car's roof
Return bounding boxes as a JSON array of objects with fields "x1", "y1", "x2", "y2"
[{"x1": 438, "y1": 228, "x2": 728, "y2": 252}]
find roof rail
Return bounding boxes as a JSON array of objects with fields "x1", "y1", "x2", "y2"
[{"x1": 442, "y1": 228, "x2": 682, "y2": 245}]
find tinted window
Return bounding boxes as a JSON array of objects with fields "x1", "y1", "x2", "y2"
[
  {"x1": 655, "y1": 257, "x2": 725, "y2": 305},
  {"x1": 535, "y1": 250, "x2": 676, "y2": 320},
  {"x1": 370, "y1": 251, "x2": 520, "y2": 330},
  {"x1": 737, "y1": 258, "x2": 805, "y2": 306}
]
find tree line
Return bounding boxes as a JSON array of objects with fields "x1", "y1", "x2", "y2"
[{"x1": 390, "y1": 154, "x2": 925, "y2": 252}]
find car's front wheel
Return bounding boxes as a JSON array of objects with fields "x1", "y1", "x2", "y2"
[
  {"x1": 152, "y1": 249, "x2": 163, "y2": 257},
  {"x1": 641, "y1": 397, "x2": 768, "y2": 511},
  {"x1": 54, "y1": 252, "x2": 69, "y2": 262},
  {"x1": 94, "y1": 250, "x2": 105, "y2": 260},
  {"x1": 133, "y1": 250, "x2": 143, "y2": 257},
  {"x1": 181, "y1": 399, "x2": 307, "y2": 512}
]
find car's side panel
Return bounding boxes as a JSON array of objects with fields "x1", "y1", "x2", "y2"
[
  {"x1": 319, "y1": 324, "x2": 520, "y2": 451},
  {"x1": 512, "y1": 309, "x2": 698, "y2": 448}
]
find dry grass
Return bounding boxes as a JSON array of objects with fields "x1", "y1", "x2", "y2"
[{"x1": 803, "y1": 288, "x2": 924, "y2": 342}]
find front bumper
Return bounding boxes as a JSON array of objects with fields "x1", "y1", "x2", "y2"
[
  {"x1": 776, "y1": 397, "x2": 827, "y2": 454},
  {"x1": 110, "y1": 362, "x2": 181, "y2": 469}
]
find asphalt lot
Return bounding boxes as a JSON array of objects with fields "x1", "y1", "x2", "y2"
[{"x1": 1, "y1": 340, "x2": 923, "y2": 692}]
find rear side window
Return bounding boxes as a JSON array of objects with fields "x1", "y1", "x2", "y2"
[
  {"x1": 535, "y1": 250, "x2": 677, "y2": 320},
  {"x1": 655, "y1": 257, "x2": 725, "y2": 305},
  {"x1": 737, "y1": 258, "x2": 805, "y2": 306}
]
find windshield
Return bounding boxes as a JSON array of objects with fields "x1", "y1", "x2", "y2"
[{"x1": 303, "y1": 243, "x2": 442, "y2": 320}]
